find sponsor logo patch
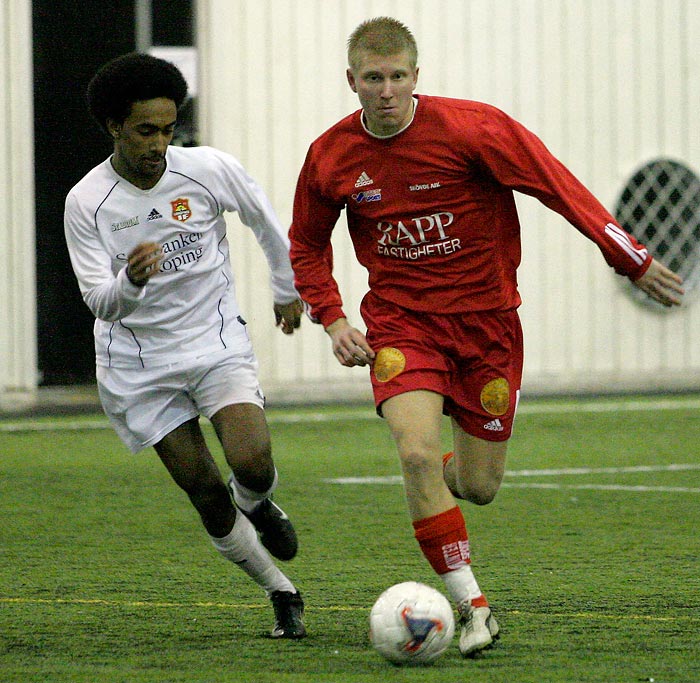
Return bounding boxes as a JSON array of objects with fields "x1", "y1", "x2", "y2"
[
  {"x1": 480, "y1": 377, "x2": 510, "y2": 416},
  {"x1": 409, "y1": 181, "x2": 442, "y2": 191},
  {"x1": 373, "y1": 347, "x2": 406, "y2": 383},
  {"x1": 170, "y1": 197, "x2": 192, "y2": 222},
  {"x1": 111, "y1": 215, "x2": 139, "y2": 232},
  {"x1": 352, "y1": 189, "x2": 382, "y2": 203}
]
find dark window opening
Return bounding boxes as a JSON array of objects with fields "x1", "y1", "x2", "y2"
[{"x1": 614, "y1": 158, "x2": 700, "y2": 310}]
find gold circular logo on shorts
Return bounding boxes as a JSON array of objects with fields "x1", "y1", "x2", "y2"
[
  {"x1": 480, "y1": 377, "x2": 510, "y2": 416},
  {"x1": 373, "y1": 347, "x2": 406, "y2": 383}
]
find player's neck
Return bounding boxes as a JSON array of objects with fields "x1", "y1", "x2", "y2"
[{"x1": 110, "y1": 154, "x2": 166, "y2": 190}]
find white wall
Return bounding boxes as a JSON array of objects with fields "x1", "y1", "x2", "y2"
[
  {"x1": 206, "y1": 1, "x2": 700, "y2": 399},
  {"x1": 0, "y1": 0, "x2": 37, "y2": 409},
  {"x1": 1, "y1": 0, "x2": 697, "y2": 408}
]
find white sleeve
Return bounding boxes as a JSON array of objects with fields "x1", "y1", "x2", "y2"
[
  {"x1": 216, "y1": 152, "x2": 298, "y2": 303},
  {"x1": 64, "y1": 192, "x2": 146, "y2": 322}
]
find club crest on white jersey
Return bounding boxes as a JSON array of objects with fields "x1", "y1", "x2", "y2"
[{"x1": 171, "y1": 197, "x2": 192, "y2": 222}]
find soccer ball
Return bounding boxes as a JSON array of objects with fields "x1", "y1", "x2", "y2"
[{"x1": 369, "y1": 581, "x2": 455, "y2": 665}]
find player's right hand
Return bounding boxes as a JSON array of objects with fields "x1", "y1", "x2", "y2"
[
  {"x1": 274, "y1": 298, "x2": 303, "y2": 335},
  {"x1": 325, "y1": 317, "x2": 375, "y2": 367},
  {"x1": 126, "y1": 242, "x2": 162, "y2": 286}
]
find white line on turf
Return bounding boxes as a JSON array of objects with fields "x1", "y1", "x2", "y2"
[
  {"x1": 2, "y1": 596, "x2": 697, "y2": 620},
  {"x1": 323, "y1": 480, "x2": 700, "y2": 493},
  {"x1": 506, "y1": 463, "x2": 700, "y2": 476},
  {"x1": 501, "y1": 483, "x2": 700, "y2": 493},
  {"x1": 0, "y1": 419, "x2": 110, "y2": 433},
  {"x1": 323, "y1": 463, "x2": 700, "y2": 485},
  {"x1": 1, "y1": 395, "x2": 699, "y2": 433},
  {"x1": 323, "y1": 463, "x2": 700, "y2": 492}
]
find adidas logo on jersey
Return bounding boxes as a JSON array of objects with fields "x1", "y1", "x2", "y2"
[
  {"x1": 147, "y1": 208, "x2": 163, "y2": 222},
  {"x1": 483, "y1": 418, "x2": 504, "y2": 432},
  {"x1": 354, "y1": 171, "x2": 373, "y2": 187}
]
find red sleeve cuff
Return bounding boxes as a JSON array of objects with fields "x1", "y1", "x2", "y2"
[
  {"x1": 319, "y1": 307, "x2": 346, "y2": 329},
  {"x1": 629, "y1": 253, "x2": 653, "y2": 282}
]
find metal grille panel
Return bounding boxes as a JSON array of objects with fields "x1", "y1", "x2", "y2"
[{"x1": 615, "y1": 159, "x2": 700, "y2": 308}]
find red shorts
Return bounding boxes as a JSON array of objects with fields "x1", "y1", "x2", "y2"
[{"x1": 360, "y1": 291, "x2": 523, "y2": 442}]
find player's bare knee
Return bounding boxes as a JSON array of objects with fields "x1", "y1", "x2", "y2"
[
  {"x1": 400, "y1": 447, "x2": 440, "y2": 482},
  {"x1": 469, "y1": 486, "x2": 498, "y2": 506},
  {"x1": 240, "y1": 469, "x2": 274, "y2": 493},
  {"x1": 190, "y1": 481, "x2": 235, "y2": 537},
  {"x1": 457, "y1": 477, "x2": 500, "y2": 505},
  {"x1": 231, "y1": 445, "x2": 275, "y2": 492},
  {"x1": 189, "y1": 479, "x2": 231, "y2": 514}
]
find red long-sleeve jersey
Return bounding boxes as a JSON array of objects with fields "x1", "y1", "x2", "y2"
[{"x1": 289, "y1": 95, "x2": 650, "y2": 328}]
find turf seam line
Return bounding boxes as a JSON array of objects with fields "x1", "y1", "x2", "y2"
[
  {"x1": 2, "y1": 395, "x2": 700, "y2": 433},
  {"x1": 1, "y1": 598, "x2": 698, "y2": 622}
]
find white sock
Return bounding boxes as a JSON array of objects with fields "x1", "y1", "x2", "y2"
[
  {"x1": 210, "y1": 509, "x2": 294, "y2": 595},
  {"x1": 441, "y1": 565, "x2": 483, "y2": 605},
  {"x1": 229, "y1": 467, "x2": 279, "y2": 513}
]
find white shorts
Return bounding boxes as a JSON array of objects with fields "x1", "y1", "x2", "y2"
[{"x1": 96, "y1": 347, "x2": 265, "y2": 453}]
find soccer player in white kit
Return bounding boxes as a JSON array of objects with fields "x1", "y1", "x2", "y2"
[{"x1": 64, "y1": 53, "x2": 306, "y2": 638}]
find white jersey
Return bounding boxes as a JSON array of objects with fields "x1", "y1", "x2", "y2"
[{"x1": 65, "y1": 145, "x2": 297, "y2": 369}]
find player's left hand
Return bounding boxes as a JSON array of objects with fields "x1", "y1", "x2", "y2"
[
  {"x1": 632, "y1": 258, "x2": 685, "y2": 307},
  {"x1": 274, "y1": 299, "x2": 303, "y2": 334}
]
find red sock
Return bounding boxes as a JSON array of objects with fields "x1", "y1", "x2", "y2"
[{"x1": 413, "y1": 506, "x2": 471, "y2": 575}]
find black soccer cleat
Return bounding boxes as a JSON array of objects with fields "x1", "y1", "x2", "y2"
[
  {"x1": 244, "y1": 498, "x2": 298, "y2": 561},
  {"x1": 227, "y1": 475, "x2": 299, "y2": 561},
  {"x1": 270, "y1": 590, "x2": 307, "y2": 639}
]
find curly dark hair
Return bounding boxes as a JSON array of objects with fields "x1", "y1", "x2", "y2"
[{"x1": 87, "y1": 52, "x2": 188, "y2": 133}]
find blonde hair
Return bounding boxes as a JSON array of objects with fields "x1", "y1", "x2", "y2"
[{"x1": 347, "y1": 17, "x2": 418, "y2": 71}]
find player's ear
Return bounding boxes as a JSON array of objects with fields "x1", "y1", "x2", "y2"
[
  {"x1": 106, "y1": 119, "x2": 122, "y2": 139},
  {"x1": 346, "y1": 68, "x2": 357, "y2": 93}
]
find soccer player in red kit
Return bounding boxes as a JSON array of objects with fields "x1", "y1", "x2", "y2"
[{"x1": 289, "y1": 17, "x2": 684, "y2": 657}]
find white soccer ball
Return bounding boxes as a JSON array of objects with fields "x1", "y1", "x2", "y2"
[{"x1": 369, "y1": 581, "x2": 455, "y2": 665}]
